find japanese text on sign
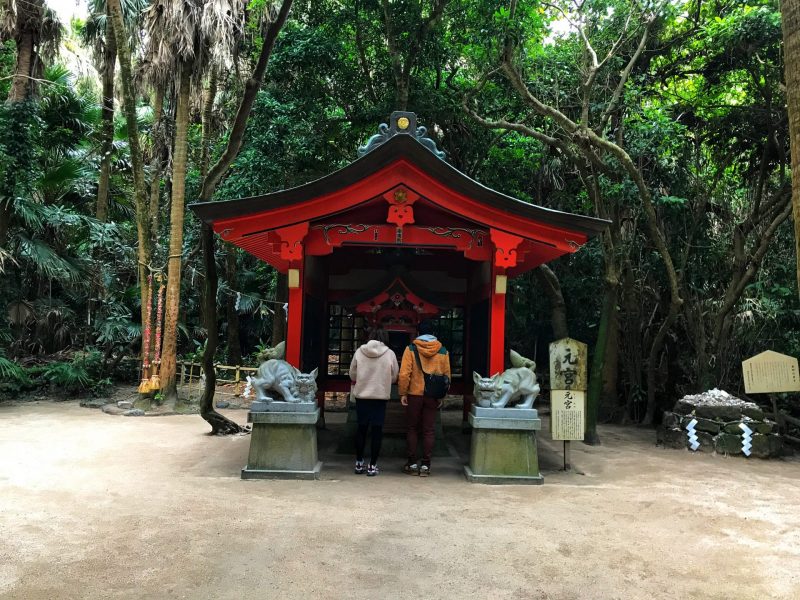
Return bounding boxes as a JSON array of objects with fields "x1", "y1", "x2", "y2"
[
  {"x1": 550, "y1": 338, "x2": 588, "y2": 391},
  {"x1": 551, "y1": 390, "x2": 586, "y2": 440},
  {"x1": 742, "y1": 350, "x2": 800, "y2": 394}
]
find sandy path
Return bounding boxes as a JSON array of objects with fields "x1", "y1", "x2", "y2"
[{"x1": 0, "y1": 402, "x2": 798, "y2": 600}]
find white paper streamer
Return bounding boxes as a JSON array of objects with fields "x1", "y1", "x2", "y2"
[
  {"x1": 740, "y1": 422, "x2": 753, "y2": 456},
  {"x1": 242, "y1": 375, "x2": 253, "y2": 399},
  {"x1": 686, "y1": 418, "x2": 699, "y2": 451}
]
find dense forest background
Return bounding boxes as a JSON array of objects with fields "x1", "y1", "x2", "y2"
[{"x1": 1, "y1": 0, "x2": 799, "y2": 436}]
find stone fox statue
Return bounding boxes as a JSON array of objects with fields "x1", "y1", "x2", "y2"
[
  {"x1": 473, "y1": 350, "x2": 540, "y2": 409},
  {"x1": 252, "y1": 359, "x2": 318, "y2": 403}
]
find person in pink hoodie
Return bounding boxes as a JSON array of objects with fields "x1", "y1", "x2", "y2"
[{"x1": 349, "y1": 327, "x2": 399, "y2": 476}]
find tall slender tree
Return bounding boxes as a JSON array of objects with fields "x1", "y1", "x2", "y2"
[
  {"x1": 782, "y1": 0, "x2": 800, "y2": 296},
  {"x1": 197, "y1": 0, "x2": 293, "y2": 434},
  {"x1": 0, "y1": 0, "x2": 62, "y2": 247},
  {"x1": 83, "y1": 0, "x2": 147, "y2": 222},
  {"x1": 107, "y1": 0, "x2": 153, "y2": 361},
  {"x1": 144, "y1": 0, "x2": 248, "y2": 404}
]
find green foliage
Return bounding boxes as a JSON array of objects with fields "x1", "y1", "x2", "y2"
[
  {"x1": 0, "y1": 0, "x2": 796, "y2": 426},
  {"x1": 41, "y1": 361, "x2": 92, "y2": 392},
  {"x1": 0, "y1": 352, "x2": 30, "y2": 385}
]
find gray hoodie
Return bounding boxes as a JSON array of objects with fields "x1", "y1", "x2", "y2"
[{"x1": 349, "y1": 340, "x2": 399, "y2": 400}]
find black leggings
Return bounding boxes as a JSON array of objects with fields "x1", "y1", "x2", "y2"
[
  {"x1": 355, "y1": 399, "x2": 387, "y2": 465},
  {"x1": 355, "y1": 424, "x2": 383, "y2": 465}
]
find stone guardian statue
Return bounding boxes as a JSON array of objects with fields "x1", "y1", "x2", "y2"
[{"x1": 473, "y1": 350, "x2": 540, "y2": 409}]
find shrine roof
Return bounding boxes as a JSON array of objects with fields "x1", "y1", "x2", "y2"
[{"x1": 190, "y1": 113, "x2": 609, "y2": 239}]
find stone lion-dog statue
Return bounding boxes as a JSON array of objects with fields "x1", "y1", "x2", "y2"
[
  {"x1": 473, "y1": 350, "x2": 540, "y2": 409},
  {"x1": 251, "y1": 359, "x2": 318, "y2": 404}
]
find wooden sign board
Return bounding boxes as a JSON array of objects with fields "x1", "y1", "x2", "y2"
[
  {"x1": 742, "y1": 351, "x2": 800, "y2": 394},
  {"x1": 549, "y1": 337, "x2": 587, "y2": 391},
  {"x1": 551, "y1": 390, "x2": 586, "y2": 440}
]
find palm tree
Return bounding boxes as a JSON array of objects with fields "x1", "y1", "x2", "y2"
[
  {"x1": 143, "y1": 0, "x2": 246, "y2": 404},
  {"x1": 107, "y1": 0, "x2": 152, "y2": 366},
  {"x1": 82, "y1": 0, "x2": 148, "y2": 222},
  {"x1": 0, "y1": 0, "x2": 62, "y2": 247},
  {"x1": 1, "y1": 0, "x2": 62, "y2": 103},
  {"x1": 197, "y1": 0, "x2": 293, "y2": 433}
]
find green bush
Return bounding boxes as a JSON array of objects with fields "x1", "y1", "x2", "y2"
[
  {"x1": 0, "y1": 352, "x2": 31, "y2": 396},
  {"x1": 41, "y1": 361, "x2": 91, "y2": 394}
]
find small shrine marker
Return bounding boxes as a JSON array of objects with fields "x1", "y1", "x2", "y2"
[
  {"x1": 551, "y1": 390, "x2": 586, "y2": 440},
  {"x1": 549, "y1": 337, "x2": 588, "y2": 470},
  {"x1": 742, "y1": 351, "x2": 800, "y2": 394}
]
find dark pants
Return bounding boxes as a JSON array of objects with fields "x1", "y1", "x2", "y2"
[
  {"x1": 355, "y1": 399, "x2": 387, "y2": 465},
  {"x1": 406, "y1": 394, "x2": 438, "y2": 465}
]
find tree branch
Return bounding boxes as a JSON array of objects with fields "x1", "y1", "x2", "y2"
[{"x1": 199, "y1": 0, "x2": 293, "y2": 202}]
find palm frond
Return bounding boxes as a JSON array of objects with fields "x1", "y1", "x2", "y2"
[
  {"x1": 42, "y1": 361, "x2": 90, "y2": 390},
  {"x1": 16, "y1": 234, "x2": 82, "y2": 283},
  {"x1": 0, "y1": 354, "x2": 29, "y2": 384},
  {"x1": 13, "y1": 198, "x2": 46, "y2": 230}
]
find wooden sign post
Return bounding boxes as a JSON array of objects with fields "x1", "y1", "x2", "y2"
[
  {"x1": 550, "y1": 338, "x2": 588, "y2": 470},
  {"x1": 742, "y1": 351, "x2": 800, "y2": 437},
  {"x1": 742, "y1": 351, "x2": 800, "y2": 394}
]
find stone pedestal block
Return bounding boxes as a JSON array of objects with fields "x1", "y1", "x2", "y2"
[
  {"x1": 464, "y1": 408, "x2": 543, "y2": 485},
  {"x1": 241, "y1": 409, "x2": 322, "y2": 480}
]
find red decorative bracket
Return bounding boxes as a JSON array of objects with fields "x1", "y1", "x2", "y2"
[
  {"x1": 383, "y1": 186, "x2": 419, "y2": 227},
  {"x1": 276, "y1": 222, "x2": 309, "y2": 263},
  {"x1": 490, "y1": 229, "x2": 523, "y2": 269}
]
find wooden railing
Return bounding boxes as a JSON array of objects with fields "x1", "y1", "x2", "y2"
[{"x1": 176, "y1": 361, "x2": 259, "y2": 402}]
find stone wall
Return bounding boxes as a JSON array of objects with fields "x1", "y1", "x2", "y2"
[{"x1": 657, "y1": 389, "x2": 783, "y2": 458}]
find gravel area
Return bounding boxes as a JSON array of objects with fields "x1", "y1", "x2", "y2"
[{"x1": 1, "y1": 401, "x2": 799, "y2": 599}]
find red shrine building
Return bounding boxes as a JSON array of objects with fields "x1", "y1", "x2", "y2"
[{"x1": 191, "y1": 112, "x2": 607, "y2": 411}]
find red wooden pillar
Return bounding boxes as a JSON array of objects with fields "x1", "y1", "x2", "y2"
[
  {"x1": 489, "y1": 229, "x2": 522, "y2": 375},
  {"x1": 277, "y1": 223, "x2": 309, "y2": 368},
  {"x1": 286, "y1": 263, "x2": 304, "y2": 367},
  {"x1": 489, "y1": 265, "x2": 506, "y2": 375}
]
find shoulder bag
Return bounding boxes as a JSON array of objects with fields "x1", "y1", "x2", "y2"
[{"x1": 411, "y1": 345, "x2": 450, "y2": 400}]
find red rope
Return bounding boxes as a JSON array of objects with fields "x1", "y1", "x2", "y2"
[{"x1": 141, "y1": 274, "x2": 154, "y2": 369}]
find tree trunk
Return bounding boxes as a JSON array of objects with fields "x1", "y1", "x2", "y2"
[
  {"x1": 783, "y1": 0, "x2": 800, "y2": 297},
  {"x1": 194, "y1": 0, "x2": 293, "y2": 433},
  {"x1": 108, "y1": 0, "x2": 153, "y2": 367},
  {"x1": 198, "y1": 0, "x2": 294, "y2": 201},
  {"x1": 585, "y1": 281, "x2": 617, "y2": 444},
  {"x1": 148, "y1": 85, "x2": 165, "y2": 245},
  {"x1": 159, "y1": 66, "x2": 191, "y2": 404},
  {"x1": 200, "y1": 223, "x2": 247, "y2": 434},
  {"x1": 600, "y1": 300, "x2": 619, "y2": 420},
  {"x1": 0, "y1": 203, "x2": 10, "y2": 249},
  {"x1": 7, "y1": 30, "x2": 35, "y2": 103},
  {"x1": 96, "y1": 9, "x2": 117, "y2": 222},
  {"x1": 225, "y1": 248, "x2": 242, "y2": 365},
  {"x1": 1, "y1": 4, "x2": 42, "y2": 246},
  {"x1": 200, "y1": 68, "x2": 218, "y2": 179},
  {"x1": 533, "y1": 264, "x2": 568, "y2": 340},
  {"x1": 642, "y1": 300, "x2": 679, "y2": 425}
]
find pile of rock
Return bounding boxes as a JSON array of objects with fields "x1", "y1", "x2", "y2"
[{"x1": 659, "y1": 389, "x2": 783, "y2": 458}]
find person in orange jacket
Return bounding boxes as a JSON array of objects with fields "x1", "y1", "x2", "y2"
[{"x1": 398, "y1": 320, "x2": 451, "y2": 477}]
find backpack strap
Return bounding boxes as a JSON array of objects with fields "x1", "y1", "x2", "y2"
[{"x1": 410, "y1": 344, "x2": 427, "y2": 375}]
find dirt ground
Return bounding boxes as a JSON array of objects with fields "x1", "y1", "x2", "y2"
[{"x1": 1, "y1": 402, "x2": 799, "y2": 600}]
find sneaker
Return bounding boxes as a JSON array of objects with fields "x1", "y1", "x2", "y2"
[
  {"x1": 354, "y1": 461, "x2": 366, "y2": 475},
  {"x1": 367, "y1": 464, "x2": 379, "y2": 477},
  {"x1": 419, "y1": 464, "x2": 430, "y2": 477},
  {"x1": 403, "y1": 461, "x2": 419, "y2": 475}
]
